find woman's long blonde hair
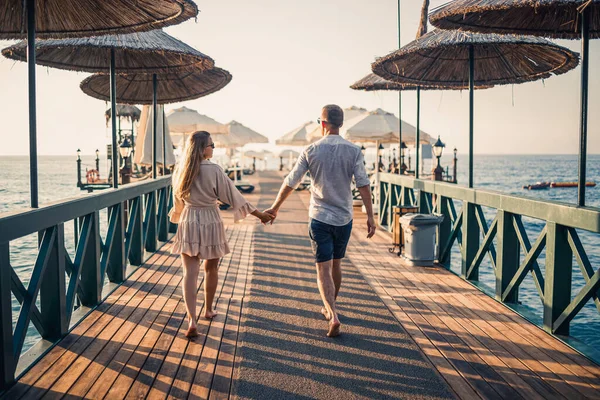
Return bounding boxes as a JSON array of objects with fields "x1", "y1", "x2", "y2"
[{"x1": 173, "y1": 130, "x2": 212, "y2": 200}]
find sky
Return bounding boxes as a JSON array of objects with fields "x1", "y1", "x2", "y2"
[{"x1": 0, "y1": 0, "x2": 598, "y2": 156}]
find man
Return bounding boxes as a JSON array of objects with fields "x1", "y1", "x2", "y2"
[{"x1": 265, "y1": 104, "x2": 376, "y2": 337}]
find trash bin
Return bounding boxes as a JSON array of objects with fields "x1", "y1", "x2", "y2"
[
  {"x1": 389, "y1": 205, "x2": 419, "y2": 256},
  {"x1": 399, "y1": 213, "x2": 444, "y2": 266}
]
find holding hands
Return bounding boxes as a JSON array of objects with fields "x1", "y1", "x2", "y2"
[{"x1": 254, "y1": 210, "x2": 275, "y2": 225}]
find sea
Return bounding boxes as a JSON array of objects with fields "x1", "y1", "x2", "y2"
[{"x1": 1, "y1": 154, "x2": 599, "y2": 356}]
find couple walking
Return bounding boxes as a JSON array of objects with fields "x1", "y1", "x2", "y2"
[{"x1": 169, "y1": 105, "x2": 376, "y2": 338}]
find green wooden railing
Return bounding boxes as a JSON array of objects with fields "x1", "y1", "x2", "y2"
[
  {"x1": 379, "y1": 173, "x2": 600, "y2": 340},
  {"x1": 0, "y1": 177, "x2": 175, "y2": 389}
]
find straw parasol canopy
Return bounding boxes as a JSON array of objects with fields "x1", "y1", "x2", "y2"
[
  {"x1": 2, "y1": 29, "x2": 214, "y2": 73},
  {"x1": 429, "y1": 0, "x2": 600, "y2": 39},
  {"x1": 0, "y1": 0, "x2": 198, "y2": 39},
  {"x1": 341, "y1": 108, "x2": 433, "y2": 145},
  {"x1": 81, "y1": 67, "x2": 232, "y2": 105},
  {"x1": 371, "y1": 29, "x2": 579, "y2": 88},
  {"x1": 276, "y1": 121, "x2": 319, "y2": 146},
  {"x1": 350, "y1": 72, "x2": 493, "y2": 91},
  {"x1": 213, "y1": 121, "x2": 269, "y2": 148},
  {"x1": 167, "y1": 106, "x2": 228, "y2": 136},
  {"x1": 105, "y1": 105, "x2": 141, "y2": 125}
]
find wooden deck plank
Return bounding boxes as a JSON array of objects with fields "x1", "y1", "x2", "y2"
[
  {"x1": 346, "y1": 218, "x2": 600, "y2": 400},
  {"x1": 166, "y1": 225, "x2": 246, "y2": 399},
  {"x1": 416, "y1": 264, "x2": 600, "y2": 398},
  {"x1": 3, "y1": 250, "x2": 168, "y2": 399},
  {"x1": 83, "y1": 256, "x2": 183, "y2": 399},
  {"x1": 397, "y1": 263, "x2": 562, "y2": 400},
  {"x1": 5, "y1": 172, "x2": 600, "y2": 400}
]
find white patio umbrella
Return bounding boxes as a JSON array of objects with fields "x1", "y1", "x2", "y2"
[
  {"x1": 342, "y1": 108, "x2": 432, "y2": 145},
  {"x1": 341, "y1": 108, "x2": 433, "y2": 214},
  {"x1": 276, "y1": 121, "x2": 319, "y2": 146},
  {"x1": 166, "y1": 106, "x2": 228, "y2": 147},
  {"x1": 134, "y1": 105, "x2": 176, "y2": 168},
  {"x1": 306, "y1": 106, "x2": 369, "y2": 142}
]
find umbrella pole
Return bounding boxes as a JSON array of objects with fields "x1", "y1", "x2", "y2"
[
  {"x1": 468, "y1": 45, "x2": 474, "y2": 189},
  {"x1": 397, "y1": 0, "x2": 402, "y2": 175},
  {"x1": 578, "y1": 8, "x2": 590, "y2": 207},
  {"x1": 416, "y1": 86, "x2": 420, "y2": 179},
  {"x1": 152, "y1": 73, "x2": 157, "y2": 179},
  {"x1": 162, "y1": 108, "x2": 167, "y2": 176},
  {"x1": 27, "y1": 0, "x2": 38, "y2": 207},
  {"x1": 110, "y1": 48, "x2": 118, "y2": 189}
]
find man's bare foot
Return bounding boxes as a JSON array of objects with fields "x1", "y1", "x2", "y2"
[
  {"x1": 327, "y1": 319, "x2": 341, "y2": 337},
  {"x1": 320, "y1": 307, "x2": 331, "y2": 321},
  {"x1": 185, "y1": 326, "x2": 198, "y2": 338},
  {"x1": 203, "y1": 310, "x2": 218, "y2": 319}
]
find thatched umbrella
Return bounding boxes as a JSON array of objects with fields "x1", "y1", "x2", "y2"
[
  {"x1": 2, "y1": 29, "x2": 213, "y2": 73},
  {"x1": 81, "y1": 67, "x2": 232, "y2": 173},
  {"x1": 372, "y1": 29, "x2": 579, "y2": 187},
  {"x1": 81, "y1": 68, "x2": 231, "y2": 105},
  {"x1": 429, "y1": 0, "x2": 598, "y2": 205},
  {"x1": 105, "y1": 105, "x2": 141, "y2": 125},
  {"x1": 0, "y1": 0, "x2": 198, "y2": 208},
  {"x1": 0, "y1": 1, "x2": 198, "y2": 39},
  {"x1": 2, "y1": 29, "x2": 214, "y2": 186},
  {"x1": 275, "y1": 121, "x2": 319, "y2": 146},
  {"x1": 105, "y1": 105, "x2": 142, "y2": 158}
]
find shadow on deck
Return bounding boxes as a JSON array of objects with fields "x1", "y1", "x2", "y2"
[{"x1": 2, "y1": 171, "x2": 600, "y2": 400}]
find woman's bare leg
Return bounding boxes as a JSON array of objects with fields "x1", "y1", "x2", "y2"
[
  {"x1": 181, "y1": 253, "x2": 200, "y2": 335},
  {"x1": 203, "y1": 258, "x2": 220, "y2": 319}
]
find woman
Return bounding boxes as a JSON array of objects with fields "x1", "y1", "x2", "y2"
[{"x1": 169, "y1": 131, "x2": 273, "y2": 338}]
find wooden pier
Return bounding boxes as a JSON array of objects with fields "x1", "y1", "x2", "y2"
[{"x1": 2, "y1": 171, "x2": 600, "y2": 399}]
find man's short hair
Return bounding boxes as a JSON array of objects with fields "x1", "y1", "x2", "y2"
[{"x1": 322, "y1": 105, "x2": 344, "y2": 128}]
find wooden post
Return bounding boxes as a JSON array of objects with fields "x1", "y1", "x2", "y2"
[
  {"x1": 40, "y1": 224, "x2": 67, "y2": 339},
  {"x1": 145, "y1": 192, "x2": 158, "y2": 252},
  {"x1": 437, "y1": 196, "x2": 451, "y2": 267},
  {"x1": 496, "y1": 211, "x2": 520, "y2": 303},
  {"x1": 128, "y1": 197, "x2": 144, "y2": 266},
  {"x1": 0, "y1": 243, "x2": 15, "y2": 389},
  {"x1": 79, "y1": 212, "x2": 102, "y2": 306},
  {"x1": 107, "y1": 203, "x2": 126, "y2": 283},
  {"x1": 544, "y1": 222, "x2": 573, "y2": 335},
  {"x1": 462, "y1": 202, "x2": 479, "y2": 280},
  {"x1": 158, "y1": 188, "x2": 169, "y2": 242}
]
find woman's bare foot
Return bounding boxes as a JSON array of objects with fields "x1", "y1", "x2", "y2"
[
  {"x1": 203, "y1": 310, "x2": 218, "y2": 319},
  {"x1": 185, "y1": 326, "x2": 198, "y2": 338},
  {"x1": 320, "y1": 307, "x2": 331, "y2": 321},
  {"x1": 327, "y1": 318, "x2": 341, "y2": 337}
]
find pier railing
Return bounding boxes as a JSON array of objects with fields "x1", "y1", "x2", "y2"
[
  {"x1": 379, "y1": 173, "x2": 600, "y2": 339},
  {"x1": 0, "y1": 177, "x2": 174, "y2": 389}
]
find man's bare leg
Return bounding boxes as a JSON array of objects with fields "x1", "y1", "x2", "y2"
[
  {"x1": 316, "y1": 260, "x2": 341, "y2": 337},
  {"x1": 321, "y1": 259, "x2": 342, "y2": 321},
  {"x1": 203, "y1": 258, "x2": 220, "y2": 319}
]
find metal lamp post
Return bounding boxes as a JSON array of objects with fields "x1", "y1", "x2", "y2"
[
  {"x1": 453, "y1": 147, "x2": 458, "y2": 184},
  {"x1": 400, "y1": 142, "x2": 407, "y2": 174},
  {"x1": 76, "y1": 149, "x2": 82, "y2": 187},
  {"x1": 378, "y1": 143, "x2": 384, "y2": 172},
  {"x1": 95, "y1": 149, "x2": 100, "y2": 172},
  {"x1": 119, "y1": 138, "x2": 133, "y2": 185},
  {"x1": 432, "y1": 136, "x2": 445, "y2": 181},
  {"x1": 360, "y1": 145, "x2": 366, "y2": 166}
]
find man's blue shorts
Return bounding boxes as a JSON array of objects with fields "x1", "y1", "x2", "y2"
[{"x1": 308, "y1": 218, "x2": 353, "y2": 263}]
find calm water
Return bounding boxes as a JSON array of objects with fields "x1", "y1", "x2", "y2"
[{"x1": 1, "y1": 154, "x2": 599, "y2": 353}]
